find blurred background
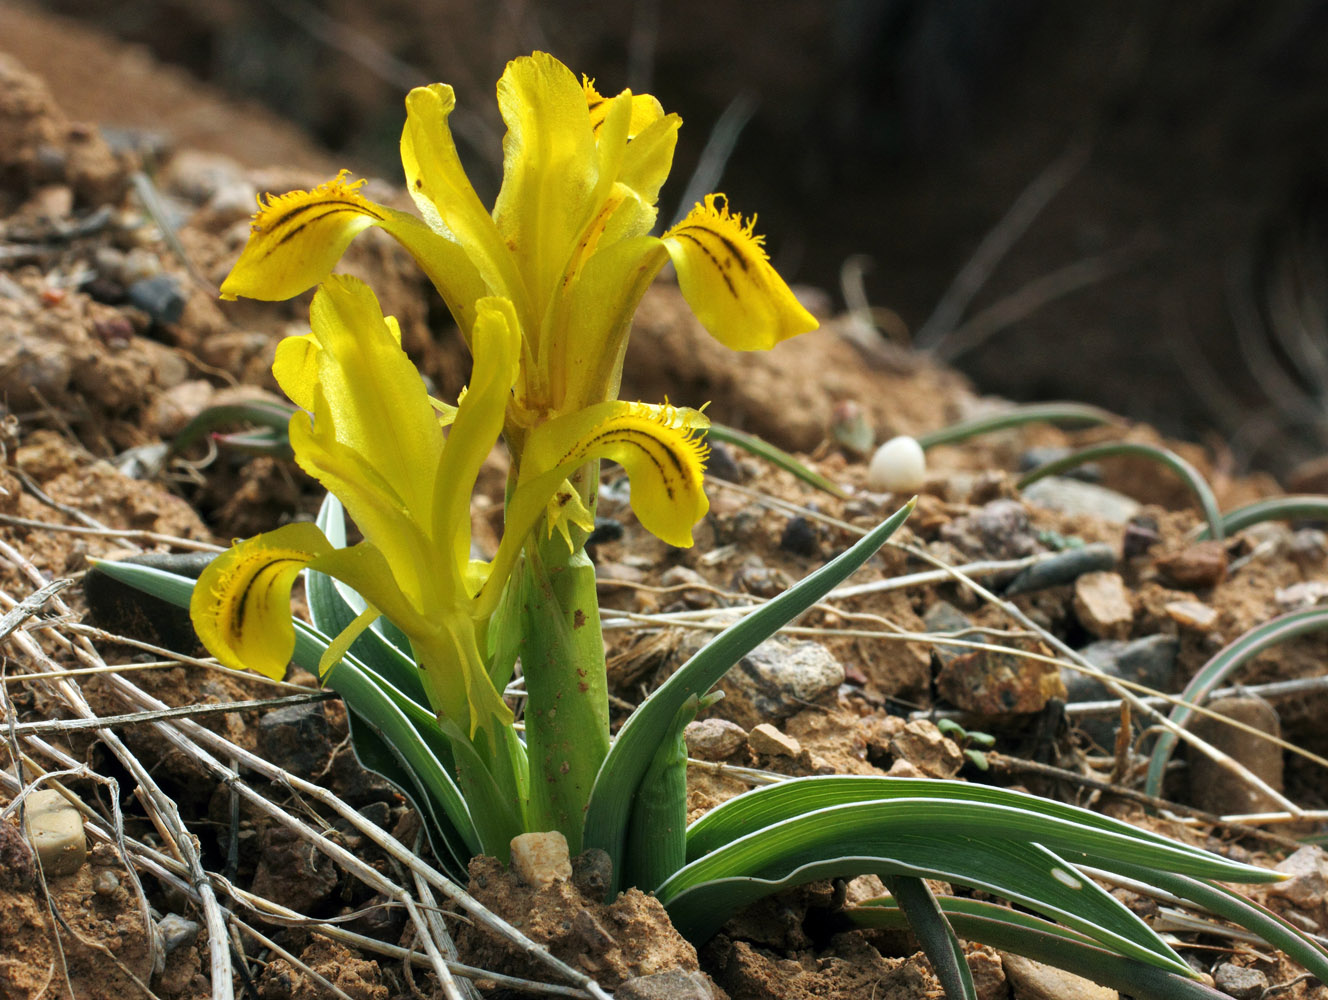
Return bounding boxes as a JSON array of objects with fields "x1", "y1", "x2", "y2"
[{"x1": 13, "y1": 0, "x2": 1328, "y2": 477}]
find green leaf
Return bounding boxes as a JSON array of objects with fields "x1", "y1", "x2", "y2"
[
  {"x1": 885, "y1": 875, "x2": 976, "y2": 1000},
  {"x1": 623, "y1": 694, "x2": 703, "y2": 892},
  {"x1": 1143, "y1": 607, "x2": 1328, "y2": 798},
  {"x1": 684, "y1": 776, "x2": 1272, "y2": 883},
  {"x1": 1198, "y1": 495, "x2": 1328, "y2": 541},
  {"x1": 916, "y1": 402, "x2": 1123, "y2": 450},
  {"x1": 852, "y1": 897, "x2": 1226, "y2": 1000},
  {"x1": 706, "y1": 422, "x2": 846, "y2": 498},
  {"x1": 581, "y1": 499, "x2": 915, "y2": 894},
  {"x1": 660, "y1": 827, "x2": 1189, "y2": 973},
  {"x1": 1017, "y1": 441, "x2": 1223, "y2": 541}
]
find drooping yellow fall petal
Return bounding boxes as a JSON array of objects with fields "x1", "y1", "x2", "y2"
[
  {"x1": 190, "y1": 521, "x2": 335, "y2": 679},
  {"x1": 219, "y1": 172, "x2": 487, "y2": 338},
  {"x1": 662, "y1": 194, "x2": 819, "y2": 351},
  {"x1": 517, "y1": 399, "x2": 710, "y2": 549}
]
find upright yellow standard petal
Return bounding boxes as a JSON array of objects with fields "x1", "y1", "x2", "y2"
[
  {"x1": 191, "y1": 522, "x2": 335, "y2": 679},
  {"x1": 432, "y1": 297, "x2": 521, "y2": 575},
  {"x1": 493, "y1": 53, "x2": 600, "y2": 318},
  {"x1": 401, "y1": 85, "x2": 526, "y2": 318},
  {"x1": 662, "y1": 194, "x2": 819, "y2": 351}
]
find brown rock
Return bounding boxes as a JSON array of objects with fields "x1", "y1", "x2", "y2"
[
  {"x1": 937, "y1": 644, "x2": 1066, "y2": 715},
  {"x1": 749, "y1": 723, "x2": 802, "y2": 758},
  {"x1": 684, "y1": 718, "x2": 748, "y2": 761},
  {"x1": 1072, "y1": 571, "x2": 1134, "y2": 639},
  {"x1": 889, "y1": 720, "x2": 964, "y2": 779},
  {"x1": 1002, "y1": 952, "x2": 1117, "y2": 999},
  {"x1": 1164, "y1": 599, "x2": 1218, "y2": 630},
  {"x1": 1155, "y1": 541, "x2": 1227, "y2": 589},
  {"x1": 1189, "y1": 695, "x2": 1284, "y2": 816}
]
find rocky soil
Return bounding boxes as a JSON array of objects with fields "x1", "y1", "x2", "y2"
[{"x1": 2, "y1": 14, "x2": 1328, "y2": 1000}]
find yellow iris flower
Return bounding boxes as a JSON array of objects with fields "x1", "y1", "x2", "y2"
[
  {"x1": 191, "y1": 275, "x2": 708, "y2": 736},
  {"x1": 218, "y1": 52, "x2": 816, "y2": 543}
]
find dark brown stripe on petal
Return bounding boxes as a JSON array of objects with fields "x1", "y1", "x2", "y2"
[{"x1": 675, "y1": 232, "x2": 736, "y2": 297}]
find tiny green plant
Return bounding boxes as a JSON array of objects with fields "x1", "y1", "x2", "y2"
[{"x1": 97, "y1": 53, "x2": 1328, "y2": 999}]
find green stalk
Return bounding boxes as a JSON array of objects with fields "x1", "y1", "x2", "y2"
[{"x1": 519, "y1": 531, "x2": 611, "y2": 851}]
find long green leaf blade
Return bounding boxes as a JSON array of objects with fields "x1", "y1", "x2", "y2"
[
  {"x1": 685, "y1": 776, "x2": 1270, "y2": 883},
  {"x1": 581, "y1": 499, "x2": 915, "y2": 892}
]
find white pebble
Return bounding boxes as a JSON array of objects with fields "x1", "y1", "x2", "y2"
[{"x1": 867, "y1": 435, "x2": 926, "y2": 493}]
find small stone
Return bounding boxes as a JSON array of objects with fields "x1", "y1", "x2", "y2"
[
  {"x1": 614, "y1": 969, "x2": 716, "y2": 1000},
  {"x1": 1164, "y1": 600, "x2": 1218, "y2": 630},
  {"x1": 749, "y1": 723, "x2": 802, "y2": 758},
  {"x1": 732, "y1": 558, "x2": 791, "y2": 598},
  {"x1": 709, "y1": 637, "x2": 846, "y2": 728},
  {"x1": 1072, "y1": 571, "x2": 1134, "y2": 639},
  {"x1": 23, "y1": 788, "x2": 87, "y2": 876},
  {"x1": 1189, "y1": 696, "x2": 1284, "y2": 816},
  {"x1": 705, "y1": 441, "x2": 743, "y2": 482},
  {"x1": 923, "y1": 600, "x2": 972, "y2": 666},
  {"x1": 1004, "y1": 543, "x2": 1117, "y2": 597},
  {"x1": 1288, "y1": 528, "x2": 1328, "y2": 569},
  {"x1": 889, "y1": 719, "x2": 964, "y2": 778},
  {"x1": 1155, "y1": 541, "x2": 1227, "y2": 589},
  {"x1": 1065, "y1": 634, "x2": 1179, "y2": 736},
  {"x1": 867, "y1": 435, "x2": 926, "y2": 493},
  {"x1": 1122, "y1": 513, "x2": 1162, "y2": 558},
  {"x1": 143, "y1": 379, "x2": 215, "y2": 438},
  {"x1": 779, "y1": 516, "x2": 820, "y2": 559},
  {"x1": 1275, "y1": 580, "x2": 1328, "y2": 612},
  {"x1": 93, "y1": 869, "x2": 119, "y2": 895},
  {"x1": 684, "y1": 718, "x2": 747, "y2": 761},
  {"x1": 158, "y1": 913, "x2": 200, "y2": 953},
  {"x1": 1212, "y1": 963, "x2": 1267, "y2": 1000},
  {"x1": 940, "y1": 499, "x2": 1040, "y2": 561},
  {"x1": 127, "y1": 273, "x2": 187, "y2": 326},
  {"x1": 1002, "y1": 952, "x2": 1117, "y2": 999},
  {"x1": 660, "y1": 566, "x2": 714, "y2": 608},
  {"x1": 1021, "y1": 477, "x2": 1141, "y2": 524},
  {"x1": 570, "y1": 849, "x2": 613, "y2": 899},
  {"x1": 510, "y1": 831, "x2": 571, "y2": 889},
  {"x1": 1268, "y1": 846, "x2": 1328, "y2": 912},
  {"x1": 938, "y1": 644, "x2": 1066, "y2": 715}
]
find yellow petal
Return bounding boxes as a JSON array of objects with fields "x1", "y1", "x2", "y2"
[
  {"x1": 662, "y1": 194, "x2": 819, "y2": 350},
  {"x1": 519, "y1": 400, "x2": 710, "y2": 549},
  {"x1": 401, "y1": 85, "x2": 527, "y2": 320},
  {"x1": 493, "y1": 53, "x2": 599, "y2": 316},
  {"x1": 272, "y1": 331, "x2": 320, "y2": 413},
  {"x1": 190, "y1": 522, "x2": 335, "y2": 679},
  {"x1": 432, "y1": 297, "x2": 521, "y2": 573},
  {"x1": 584, "y1": 77, "x2": 664, "y2": 139},
  {"x1": 219, "y1": 171, "x2": 486, "y2": 339}
]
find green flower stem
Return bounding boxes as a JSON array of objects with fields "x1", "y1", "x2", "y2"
[{"x1": 519, "y1": 534, "x2": 611, "y2": 851}]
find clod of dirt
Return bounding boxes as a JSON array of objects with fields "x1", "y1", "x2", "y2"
[
  {"x1": 1155, "y1": 540, "x2": 1229, "y2": 590},
  {"x1": 458, "y1": 855, "x2": 709, "y2": 991},
  {"x1": 0, "y1": 819, "x2": 36, "y2": 891},
  {"x1": 256, "y1": 936, "x2": 387, "y2": 1000},
  {"x1": 708, "y1": 934, "x2": 939, "y2": 1000}
]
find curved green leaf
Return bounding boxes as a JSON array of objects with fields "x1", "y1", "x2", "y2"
[
  {"x1": 685, "y1": 776, "x2": 1273, "y2": 884},
  {"x1": 1018, "y1": 441, "x2": 1223, "y2": 541},
  {"x1": 852, "y1": 897, "x2": 1226, "y2": 1000},
  {"x1": 1199, "y1": 495, "x2": 1328, "y2": 541},
  {"x1": 1143, "y1": 607, "x2": 1328, "y2": 798},
  {"x1": 581, "y1": 499, "x2": 915, "y2": 893},
  {"x1": 917, "y1": 402, "x2": 1123, "y2": 450}
]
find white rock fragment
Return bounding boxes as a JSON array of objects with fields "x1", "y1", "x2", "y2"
[
  {"x1": 867, "y1": 435, "x2": 926, "y2": 493},
  {"x1": 1072, "y1": 571, "x2": 1134, "y2": 639},
  {"x1": 23, "y1": 788, "x2": 86, "y2": 876},
  {"x1": 510, "y1": 831, "x2": 571, "y2": 889}
]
